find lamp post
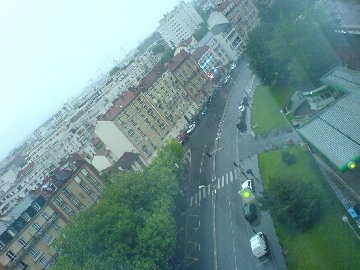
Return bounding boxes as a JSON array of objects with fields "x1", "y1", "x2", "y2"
[{"x1": 342, "y1": 215, "x2": 360, "y2": 242}]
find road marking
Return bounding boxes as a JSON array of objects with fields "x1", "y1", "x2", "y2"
[
  {"x1": 203, "y1": 188, "x2": 206, "y2": 198},
  {"x1": 208, "y1": 186, "x2": 211, "y2": 196},
  {"x1": 198, "y1": 190, "x2": 202, "y2": 202},
  {"x1": 190, "y1": 196, "x2": 193, "y2": 207},
  {"x1": 230, "y1": 171, "x2": 234, "y2": 182},
  {"x1": 194, "y1": 193, "x2": 198, "y2": 204},
  {"x1": 217, "y1": 179, "x2": 220, "y2": 189},
  {"x1": 235, "y1": 169, "x2": 239, "y2": 179},
  {"x1": 226, "y1": 173, "x2": 229, "y2": 185},
  {"x1": 222, "y1": 176, "x2": 224, "y2": 187}
]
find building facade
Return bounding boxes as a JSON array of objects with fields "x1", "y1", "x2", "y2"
[
  {"x1": 0, "y1": 159, "x2": 105, "y2": 270},
  {"x1": 158, "y1": 1, "x2": 203, "y2": 48}
]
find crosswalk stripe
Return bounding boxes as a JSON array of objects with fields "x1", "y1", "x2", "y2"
[
  {"x1": 226, "y1": 174, "x2": 229, "y2": 185},
  {"x1": 190, "y1": 196, "x2": 193, "y2": 207},
  {"x1": 198, "y1": 190, "x2": 202, "y2": 202},
  {"x1": 221, "y1": 176, "x2": 224, "y2": 187},
  {"x1": 217, "y1": 178, "x2": 220, "y2": 189},
  {"x1": 230, "y1": 171, "x2": 234, "y2": 182},
  {"x1": 203, "y1": 188, "x2": 206, "y2": 198},
  {"x1": 235, "y1": 169, "x2": 239, "y2": 180},
  {"x1": 208, "y1": 186, "x2": 211, "y2": 196}
]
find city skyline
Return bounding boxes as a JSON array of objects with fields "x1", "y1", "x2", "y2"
[{"x1": 0, "y1": 0, "x2": 180, "y2": 160}]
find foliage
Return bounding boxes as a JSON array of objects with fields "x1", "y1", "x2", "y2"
[
  {"x1": 160, "y1": 48, "x2": 176, "y2": 65},
  {"x1": 281, "y1": 151, "x2": 297, "y2": 165},
  {"x1": 151, "y1": 44, "x2": 165, "y2": 54},
  {"x1": 259, "y1": 177, "x2": 320, "y2": 231},
  {"x1": 258, "y1": 147, "x2": 360, "y2": 269},
  {"x1": 52, "y1": 140, "x2": 183, "y2": 270},
  {"x1": 247, "y1": 0, "x2": 338, "y2": 88},
  {"x1": 251, "y1": 86, "x2": 290, "y2": 134},
  {"x1": 193, "y1": 22, "x2": 209, "y2": 42}
]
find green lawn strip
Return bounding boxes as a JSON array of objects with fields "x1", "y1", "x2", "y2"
[
  {"x1": 251, "y1": 86, "x2": 290, "y2": 134},
  {"x1": 259, "y1": 147, "x2": 360, "y2": 270}
]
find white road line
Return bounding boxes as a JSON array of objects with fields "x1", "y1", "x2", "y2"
[
  {"x1": 230, "y1": 171, "x2": 234, "y2": 182},
  {"x1": 198, "y1": 190, "x2": 202, "y2": 202},
  {"x1": 226, "y1": 173, "x2": 229, "y2": 185},
  {"x1": 222, "y1": 176, "x2": 225, "y2": 187},
  {"x1": 235, "y1": 169, "x2": 239, "y2": 179},
  {"x1": 203, "y1": 188, "x2": 206, "y2": 198},
  {"x1": 208, "y1": 186, "x2": 211, "y2": 196},
  {"x1": 217, "y1": 179, "x2": 220, "y2": 189},
  {"x1": 195, "y1": 193, "x2": 198, "y2": 204},
  {"x1": 190, "y1": 196, "x2": 193, "y2": 207}
]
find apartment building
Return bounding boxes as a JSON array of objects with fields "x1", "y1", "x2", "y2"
[
  {"x1": 0, "y1": 158, "x2": 105, "y2": 270},
  {"x1": 95, "y1": 90, "x2": 169, "y2": 163},
  {"x1": 192, "y1": 46, "x2": 224, "y2": 79},
  {"x1": 158, "y1": 1, "x2": 203, "y2": 48},
  {"x1": 212, "y1": 0, "x2": 259, "y2": 42},
  {"x1": 167, "y1": 50, "x2": 215, "y2": 106}
]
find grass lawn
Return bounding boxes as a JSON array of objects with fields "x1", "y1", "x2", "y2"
[
  {"x1": 251, "y1": 86, "x2": 292, "y2": 134},
  {"x1": 258, "y1": 146, "x2": 360, "y2": 270}
]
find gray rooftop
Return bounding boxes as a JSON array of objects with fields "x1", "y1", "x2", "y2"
[
  {"x1": 194, "y1": 32, "x2": 214, "y2": 49},
  {"x1": 321, "y1": 66, "x2": 360, "y2": 93},
  {"x1": 299, "y1": 92, "x2": 360, "y2": 170}
]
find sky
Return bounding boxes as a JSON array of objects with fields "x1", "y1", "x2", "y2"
[{"x1": 0, "y1": 0, "x2": 180, "y2": 160}]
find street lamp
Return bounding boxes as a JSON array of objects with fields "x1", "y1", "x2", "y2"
[{"x1": 342, "y1": 215, "x2": 360, "y2": 242}]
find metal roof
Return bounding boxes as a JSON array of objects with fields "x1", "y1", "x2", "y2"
[
  {"x1": 299, "y1": 92, "x2": 360, "y2": 170},
  {"x1": 321, "y1": 66, "x2": 360, "y2": 93}
]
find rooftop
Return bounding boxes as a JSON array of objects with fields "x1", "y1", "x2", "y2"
[
  {"x1": 192, "y1": 46, "x2": 210, "y2": 62},
  {"x1": 138, "y1": 68, "x2": 164, "y2": 90},
  {"x1": 211, "y1": 23, "x2": 232, "y2": 35},
  {"x1": 321, "y1": 66, "x2": 360, "y2": 93},
  {"x1": 166, "y1": 50, "x2": 189, "y2": 72},
  {"x1": 299, "y1": 91, "x2": 360, "y2": 170},
  {"x1": 117, "y1": 152, "x2": 140, "y2": 170},
  {"x1": 101, "y1": 90, "x2": 140, "y2": 121}
]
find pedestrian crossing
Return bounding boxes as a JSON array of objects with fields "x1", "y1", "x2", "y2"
[{"x1": 190, "y1": 169, "x2": 240, "y2": 207}]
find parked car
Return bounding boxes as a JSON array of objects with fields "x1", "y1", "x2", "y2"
[
  {"x1": 186, "y1": 123, "x2": 196, "y2": 134},
  {"x1": 243, "y1": 203, "x2": 257, "y2": 222},
  {"x1": 242, "y1": 179, "x2": 254, "y2": 192}
]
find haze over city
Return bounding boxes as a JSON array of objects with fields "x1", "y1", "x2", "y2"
[{"x1": 0, "y1": 0, "x2": 180, "y2": 159}]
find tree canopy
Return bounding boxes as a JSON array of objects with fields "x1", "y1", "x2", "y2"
[
  {"x1": 247, "y1": 0, "x2": 338, "y2": 88},
  {"x1": 259, "y1": 177, "x2": 321, "y2": 231},
  {"x1": 52, "y1": 139, "x2": 184, "y2": 270},
  {"x1": 193, "y1": 22, "x2": 209, "y2": 42}
]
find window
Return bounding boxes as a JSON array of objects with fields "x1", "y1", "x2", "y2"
[
  {"x1": 70, "y1": 196, "x2": 80, "y2": 207},
  {"x1": 32, "y1": 203, "x2": 41, "y2": 212},
  {"x1": 63, "y1": 204, "x2": 74, "y2": 216},
  {"x1": 22, "y1": 212, "x2": 31, "y2": 222},
  {"x1": 29, "y1": 248, "x2": 40, "y2": 260},
  {"x1": 80, "y1": 205, "x2": 87, "y2": 212},
  {"x1": 62, "y1": 188, "x2": 71, "y2": 197},
  {"x1": 19, "y1": 236, "x2": 28, "y2": 246},
  {"x1": 81, "y1": 168, "x2": 89, "y2": 176},
  {"x1": 42, "y1": 212, "x2": 50, "y2": 221},
  {"x1": 52, "y1": 222, "x2": 61, "y2": 230},
  {"x1": 17, "y1": 261, "x2": 28, "y2": 270},
  {"x1": 32, "y1": 223, "x2": 41, "y2": 232},
  {"x1": 6, "y1": 250, "x2": 17, "y2": 261},
  {"x1": 74, "y1": 176, "x2": 82, "y2": 184},
  {"x1": 54, "y1": 196, "x2": 63, "y2": 206},
  {"x1": 80, "y1": 183, "x2": 91, "y2": 194},
  {"x1": 90, "y1": 192, "x2": 99, "y2": 202},
  {"x1": 44, "y1": 233, "x2": 55, "y2": 245},
  {"x1": 39, "y1": 256, "x2": 48, "y2": 267}
]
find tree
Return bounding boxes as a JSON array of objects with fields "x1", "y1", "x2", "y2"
[
  {"x1": 52, "y1": 141, "x2": 183, "y2": 269},
  {"x1": 193, "y1": 22, "x2": 209, "y2": 42},
  {"x1": 259, "y1": 178, "x2": 321, "y2": 231},
  {"x1": 160, "y1": 48, "x2": 176, "y2": 65},
  {"x1": 151, "y1": 44, "x2": 165, "y2": 54}
]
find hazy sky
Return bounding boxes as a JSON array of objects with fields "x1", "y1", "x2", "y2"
[{"x1": 0, "y1": 0, "x2": 180, "y2": 160}]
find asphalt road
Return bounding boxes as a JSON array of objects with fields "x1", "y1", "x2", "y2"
[{"x1": 186, "y1": 58, "x2": 289, "y2": 270}]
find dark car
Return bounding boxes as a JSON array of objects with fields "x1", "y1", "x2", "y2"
[{"x1": 243, "y1": 203, "x2": 257, "y2": 222}]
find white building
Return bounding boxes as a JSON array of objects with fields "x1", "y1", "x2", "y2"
[{"x1": 157, "y1": 1, "x2": 203, "y2": 48}]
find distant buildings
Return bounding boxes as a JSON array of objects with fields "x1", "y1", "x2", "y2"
[
  {"x1": 0, "y1": 158, "x2": 105, "y2": 270},
  {"x1": 158, "y1": 1, "x2": 203, "y2": 48},
  {"x1": 94, "y1": 50, "x2": 215, "y2": 170}
]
